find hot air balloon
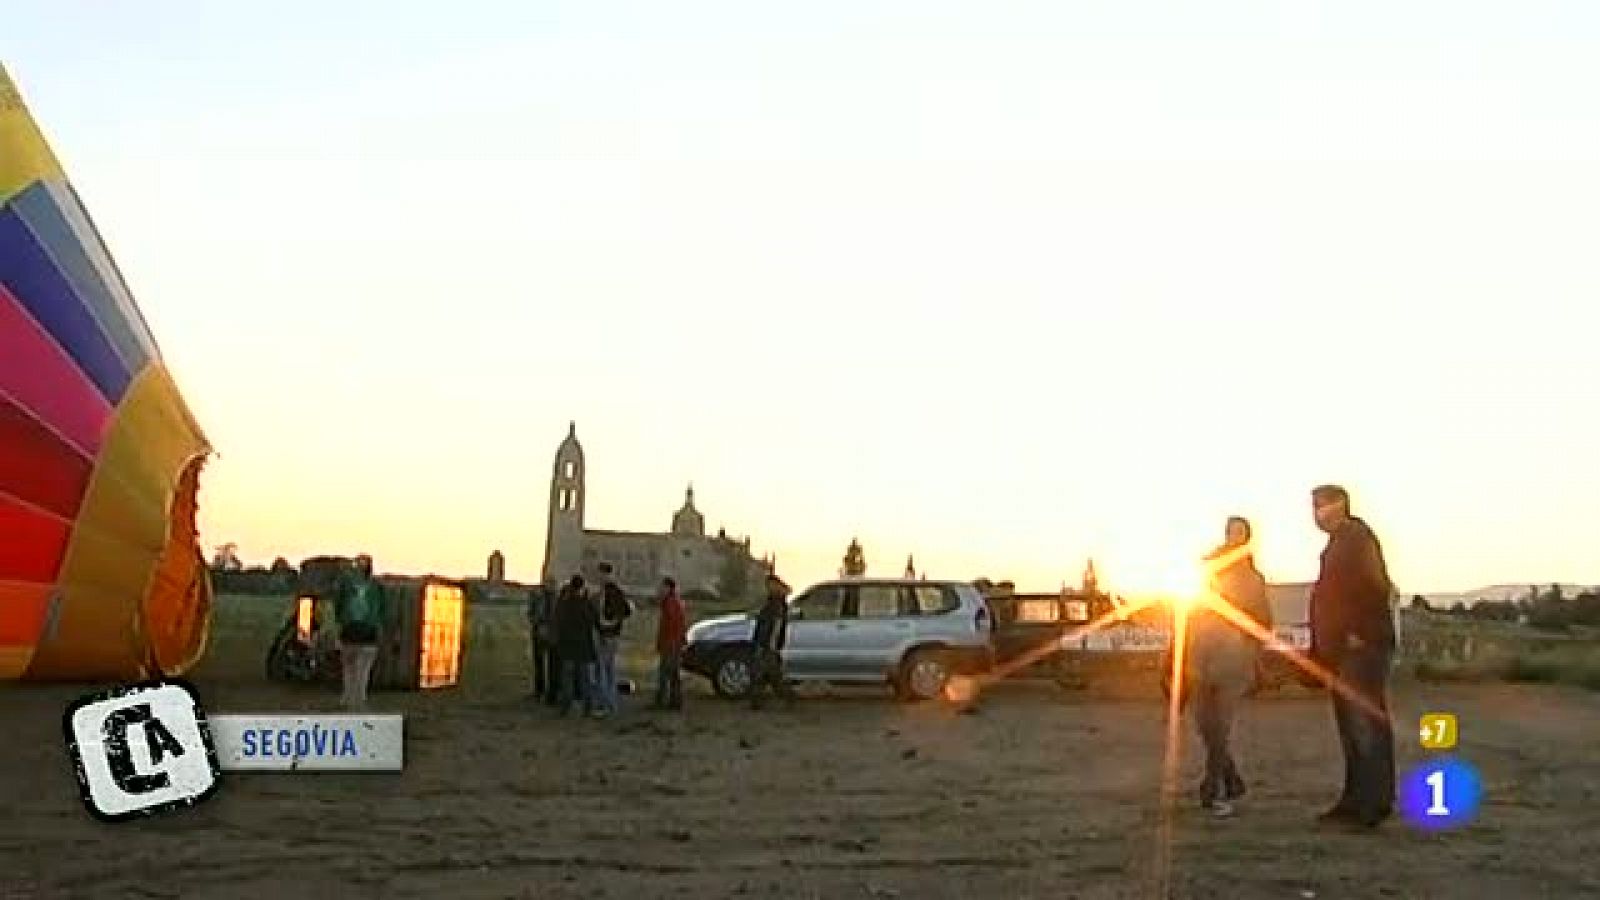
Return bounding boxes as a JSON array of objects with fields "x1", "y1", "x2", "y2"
[{"x1": 1, "y1": 64, "x2": 212, "y2": 681}]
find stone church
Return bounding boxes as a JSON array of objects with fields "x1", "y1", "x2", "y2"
[{"x1": 540, "y1": 423, "x2": 772, "y2": 601}]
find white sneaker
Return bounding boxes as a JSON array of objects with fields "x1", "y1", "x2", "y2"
[{"x1": 1210, "y1": 800, "x2": 1236, "y2": 819}]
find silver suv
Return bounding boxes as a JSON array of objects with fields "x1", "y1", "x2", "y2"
[{"x1": 681, "y1": 579, "x2": 994, "y2": 702}]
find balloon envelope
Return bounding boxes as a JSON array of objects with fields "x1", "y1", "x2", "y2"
[{"x1": 1, "y1": 64, "x2": 212, "y2": 681}]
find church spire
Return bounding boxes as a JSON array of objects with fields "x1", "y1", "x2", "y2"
[{"x1": 672, "y1": 482, "x2": 705, "y2": 537}]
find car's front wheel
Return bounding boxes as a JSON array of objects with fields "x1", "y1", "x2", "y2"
[
  {"x1": 712, "y1": 650, "x2": 756, "y2": 699},
  {"x1": 896, "y1": 647, "x2": 952, "y2": 702}
]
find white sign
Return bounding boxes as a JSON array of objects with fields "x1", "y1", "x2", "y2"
[
  {"x1": 209, "y1": 715, "x2": 404, "y2": 771},
  {"x1": 1076, "y1": 624, "x2": 1173, "y2": 654},
  {"x1": 1275, "y1": 625, "x2": 1313, "y2": 650},
  {"x1": 64, "y1": 680, "x2": 221, "y2": 822}
]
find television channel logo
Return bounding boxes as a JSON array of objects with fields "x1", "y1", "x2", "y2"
[{"x1": 63, "y1": 679, "x2": 222, "y2": 823}]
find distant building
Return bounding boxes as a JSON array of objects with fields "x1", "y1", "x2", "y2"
[
  {"x1": 540, "y1": 423, "x2": 769, "y2": 601},
  {"x1": 487, "y1": 550, "x2": 505, "y2": 586}
]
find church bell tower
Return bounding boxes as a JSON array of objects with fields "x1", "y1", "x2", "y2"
[{"x1": 542, "y1": 422, "x2": 587, "y2": 583}]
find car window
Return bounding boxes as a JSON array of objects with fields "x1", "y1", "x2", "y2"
[
  {"x1": 790, "y1": 586, "x2": 844, "y2": 620},
  {"x1": 913, "y1": 585, "x2": 958, "y2": 615},
  {"x1": 855, "y1": 584, "x2": 906, "y2": 619}
]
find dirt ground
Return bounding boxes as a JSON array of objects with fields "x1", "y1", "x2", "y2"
[{"x1": 2, "y1": 603, "x2": 1598, "y2": 900}]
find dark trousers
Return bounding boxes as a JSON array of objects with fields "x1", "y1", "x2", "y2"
[
  {"x1": 655, "y1": 649, "x2": 683, "y2": 709},
  {"x1": 530, "y1": 631, "x2": 556, "y2": 703},
  {"x1": 557, "y1": 656, "x2": 598, "y2": 713},
  {"x1": 1192, "y1": 680, "x2": 1247, "y2": 803},
  {"x1": 1330, "y1": 645, "x2": 1396, "y2": 819},
  {"x1": 749, "y1": 648, "x2": 795, "y2": 708}
]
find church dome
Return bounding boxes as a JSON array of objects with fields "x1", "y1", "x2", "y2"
[{"x1": 672, "y1": 485, "x2": 705, "y2": 537}]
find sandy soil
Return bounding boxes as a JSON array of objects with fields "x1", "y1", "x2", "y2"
[{"x1": 2, "y1": 607, "x2": 1598, "y2": 900}]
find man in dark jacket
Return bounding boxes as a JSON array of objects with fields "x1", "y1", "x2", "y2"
[
  {"x1": 1309, "y1": 484, "x2": 1397, "y2": 831},
  {"x1": 527, "y1": 578, "x2": 558, "y2": 705},
  {"x1": 749, "y1": 573, "x2": 796, "y2": 710},
  {"x1": 553, "y1": 574, "x2": 603, "y2": 718}
]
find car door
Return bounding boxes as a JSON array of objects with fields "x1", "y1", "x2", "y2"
[
  {"x1": 784, "y1": 585, "x2": 848, "y2": 679},
  {"x1": 836, "y1": 583, "x2": 915, "y2": 679}
]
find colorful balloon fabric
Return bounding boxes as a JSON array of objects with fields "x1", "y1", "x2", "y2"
[{"x1": 1, "y1": 64, "x2": 212, "y2": 680}]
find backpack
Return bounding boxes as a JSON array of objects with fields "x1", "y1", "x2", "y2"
[{"x1": 340, "y1": 581, "x2": 381, "y2": 644}]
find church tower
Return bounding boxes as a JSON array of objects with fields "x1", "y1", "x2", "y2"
[
  {"x1": 671, "y1": 484, "x2": 706, "y2": 537},
  {"x1": 542, "y1": 422, "x2": 587, "y2": 583}
]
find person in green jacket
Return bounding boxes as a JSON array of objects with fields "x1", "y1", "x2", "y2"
[{"x1": 335, "y1": 555, "x2": 387, "y2": 709}]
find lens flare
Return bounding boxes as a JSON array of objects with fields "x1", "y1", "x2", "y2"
[{"x1": 944, "y1": 674, "x2": 978, "y2": 707}]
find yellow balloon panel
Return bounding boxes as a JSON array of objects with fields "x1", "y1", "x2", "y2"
[
  {"x1": 0, "y1": 65, "x2": 64, "y2": 203},
  {"x1": 23, "y1": 365, "x2": 209, "y2": 680}
]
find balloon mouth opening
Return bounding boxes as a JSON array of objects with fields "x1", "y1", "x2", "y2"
[{"x1": 142, "y1": 453, "x2": 212, "y2": 677}]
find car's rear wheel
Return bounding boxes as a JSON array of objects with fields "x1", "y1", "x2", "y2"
[
  {"x1": 896, "y1": 648, "x2": 952, "y2": 702},
  {"x1": 713, "y1": 650, "x2": 756, "y2": 699}
]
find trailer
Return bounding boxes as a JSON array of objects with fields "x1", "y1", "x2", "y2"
[
  {"x1": 982, "y1": 583, "x2": 1115, "y2": 689},
  {"x1": 265, "y1": 558, "x2": 466, "y2": 691}
]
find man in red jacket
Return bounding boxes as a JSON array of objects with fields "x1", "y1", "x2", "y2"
[{"x1": 653, "y1": 577, "x2": 688, "y2": 711}]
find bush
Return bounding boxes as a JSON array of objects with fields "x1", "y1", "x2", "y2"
[{"x1": 1415, "y1": 646, "x2": 1600, "y2": 691}]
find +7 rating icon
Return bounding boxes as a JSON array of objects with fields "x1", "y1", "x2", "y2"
[{"x1": 1419, "y1": 713, "x2": 1457, "y2": 750}]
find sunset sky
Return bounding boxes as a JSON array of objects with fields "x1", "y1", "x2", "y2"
[{"x1": 5, "y1": 1, "x2": 1596, "y2": 595}]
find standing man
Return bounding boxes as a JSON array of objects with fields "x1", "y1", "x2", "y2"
[
  {"x1": 554, "y1": 574, "x2": 602, "y2": 718},
  {"x1": 749, "y1": 573, "x2": 796, "y2": 710},
  {"x1": 594, "y1": 563, "x2": 633, "y2": 714},
  {"x1": 334, "y1": 555, "x2": 387, "y2": 710},
  {"x1": 527, "y1": 578, "x2": 558, "y2": 705},
  {"x1": 1309, "y1": 485, "x2": 1397, "y2": 831},
  {"x1": 653, "y1": 577, "x2": 688, "y2": 711}
]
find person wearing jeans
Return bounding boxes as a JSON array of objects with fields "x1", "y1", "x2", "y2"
[
  {"x1": 335, "y1": 555, "x2": 387, "y2": 710},
  {"x1": 653, "y1": 577, "x2": 687, "y2": 710},
  {"x1": 1309, "y1": 484, "x2": 1398, "y2": 832},
  {"x1": 594, "y1": 563, "x2": 632, "y2": 714}
]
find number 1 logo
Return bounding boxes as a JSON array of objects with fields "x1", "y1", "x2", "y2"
[
  {"x1": 1401, "y1": 758, "x2": 1482, "y2": 831},
  {"x1": 1425, "y1": 769, "x2": 1450, "y2": 817}
]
